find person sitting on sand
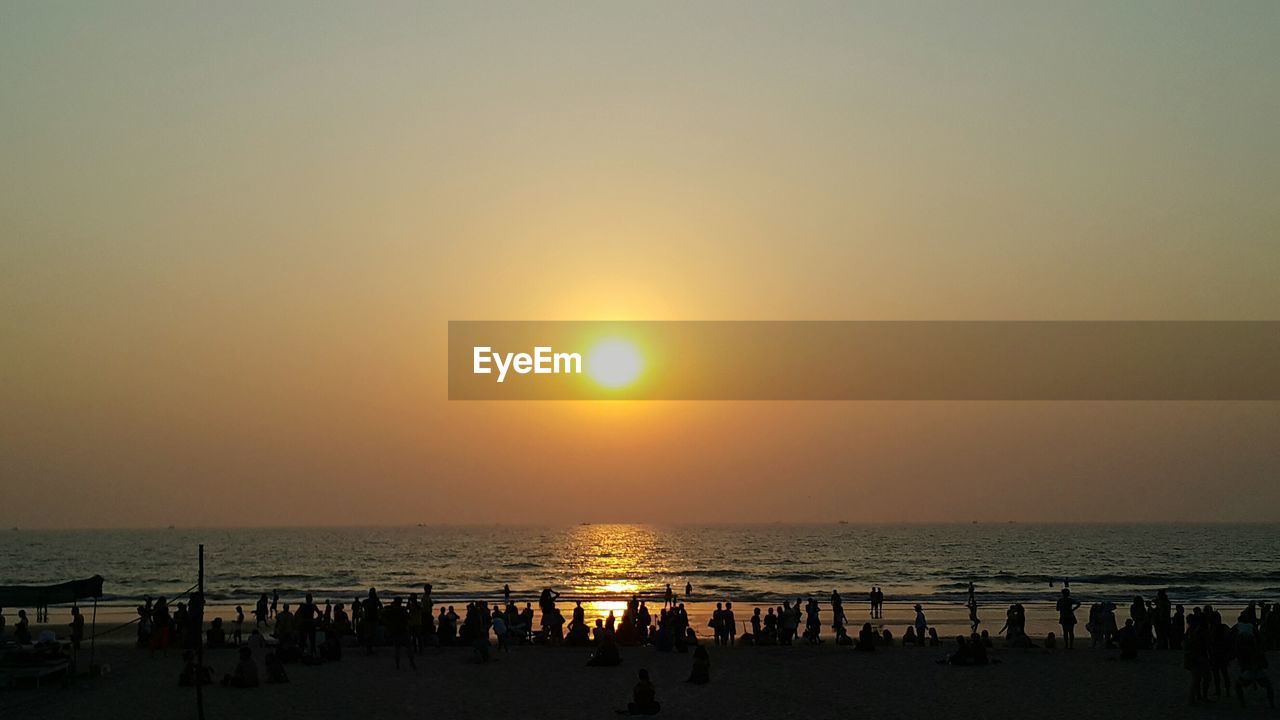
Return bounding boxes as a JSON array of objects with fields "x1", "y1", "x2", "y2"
[
  {"x1": 222, "y1": 646, "x2": 260, "y2": 688},
  {"x1": 928, "y1": 627, "x2": 942, "y2": 647},
  {"x1": 1117, "y1": 618, "x2": 1138, "y2": 660},
  {"x1": 206, "y1": 617, "x2": 227, "y2": 649},
  {"x1": 902, "y1": 627, "x2": 919, "y2": 646},
  {"x1": 178, "y1": 650, "x2": 212, "y2": 686},
  {"x1": 762, "y1": 608, "x2": 778, "y2": 644},
  {"x1": 1044, "y1": 632, "x2": 1057, "y2": 649},
  {"x1": 943, "y1": 634, "x2": 990, "y2": 666},
  {"x1": 589, "y1": 630, "x2": 622, "y2": 666},
  {"x1": 687, "y1": 644, "x2": 710, "y2": 684},
  {"x1": 881, "y1": 628, "x2": 894, "y2": 646},
  {"x1": 856, "y1": 623, "x2": 876, "y2": 651},
  {"x1": 264, "y1": 651, "x2": 289, "y2": 683},
  {"x1": 619, "y1": 668, "x2": 660, "y2": 715}
]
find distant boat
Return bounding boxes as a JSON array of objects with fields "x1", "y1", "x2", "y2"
[
  {"x1": 167, "y1": 524, "x2": 176, "y2": 529},
  {"x1": 838, "y1": 520, "x2": 849, "y2": 525},
  {"x1": 579, "y1": 522, "x2": 591, "y2": 526}
]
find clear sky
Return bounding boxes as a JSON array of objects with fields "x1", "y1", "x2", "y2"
[{"x1": 2, "y1": 1, "x2": 1278, "y2": 527}]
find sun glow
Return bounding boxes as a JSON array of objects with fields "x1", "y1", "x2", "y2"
[{"x1": 585, "y1": 338, "x2": 643, "y2": 388}]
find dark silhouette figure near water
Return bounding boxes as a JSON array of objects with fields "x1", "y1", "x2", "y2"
[
  {"x1": 1056, "y1": 589, "x2": 1081, "y2": 649},
  {"x1": 361, "y1": 588, "x2": 381, "y2": 655},
  {"x1": 255, "y1": 593, "x2": 269, "y2": 627}
]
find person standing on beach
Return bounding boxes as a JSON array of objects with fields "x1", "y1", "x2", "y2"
[
  {"x1": 913, "y1": 604, "x2": 927, "y2": 640},
  {"x1": 297, "y1": 593, "x2": 321, "y2": 654},
  {"x1": 271, "y1": 590, "x2": 278, "y2": 619},
  {"x1": 1056, "y1": 589, "x2": 1082, "y2": 649},
  {"x1": 361, "y1": 588, "x2": 382, "y2": 655},
  {"x1": 724, "y1": 602, "x2": 736, "y2": 646},
  {"x1": 255, "y1": 593, "x2": 269, "y2": 628},
  {"x1": 503, "y1": 583, "x2": 511, "y2": 605},
  {"x1": 151, "y1": 597, "x2": 172, "y2": 656},
  {"x1": 966, "y1": 585, "x2": 981, "y2": 632},
  {"x1": 69, "y1": 606, "x2": 84, "y2": 655},
  {"x1": 384, "y1": 598, "x2": 416, "y2": 670},
  {"x1": 685, "y1": 581, "x2": 693, "y2": 599},
  {"x1": 664, "y1": 584, "x2": 673, "y2": 608}
]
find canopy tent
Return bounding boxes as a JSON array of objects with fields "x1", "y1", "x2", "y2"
[
  {"x1": 0, "y1": 575, "x2": 103, "y2": 608},
  {"x1": 0, "y1": 575, "x2": 104, "y2": 669}
]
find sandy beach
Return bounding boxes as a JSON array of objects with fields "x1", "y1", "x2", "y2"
[{"x1": 4, "y1": 616, "x2": 1276, "y2": 720}]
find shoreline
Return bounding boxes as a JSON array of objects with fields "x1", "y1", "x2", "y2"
[{"x1": 19, "y1": 599, "x2": 1254, "y2": 650}]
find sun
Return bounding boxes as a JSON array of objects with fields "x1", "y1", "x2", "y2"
[{"x1": 586, "y1": 338, "x2": 643, "y2": 389}]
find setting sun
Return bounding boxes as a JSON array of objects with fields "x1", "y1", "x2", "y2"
[{"x1": 585, "y1": 338, "x2": 644, "y2": 389}]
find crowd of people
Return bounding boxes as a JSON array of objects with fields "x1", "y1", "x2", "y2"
[{"x1": 2, "y1": 584, "x2": 1276, "y2": 709}]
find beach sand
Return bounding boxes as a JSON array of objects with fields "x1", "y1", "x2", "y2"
[{"x1": 4, "y1": 623, "x2": 1275, "y2": 720}]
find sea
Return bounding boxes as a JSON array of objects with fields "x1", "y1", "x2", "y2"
[{"x1": 3, "y1": 523, "x2": 1277, "y2": 613}]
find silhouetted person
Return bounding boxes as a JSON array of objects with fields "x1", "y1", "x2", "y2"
[
  {"x1": 361, "y1": 588, "x2": 381, "y2": 655},
  {"x1": 1117, "y1": 618, "x2": 1138, "y2": 660},
  {"x1": 621, "y1": 668, "x2": 660, "y2": 715},
  {"x1": 69, "y1": 606, "x2": 85, "y2": 654},
  {"x1": 723, "y1": 602, "x2": 736, "y2": 646},
  {"x1": 1234, "y1": 621, "x2": 1274, "y2": 708},
  {"x1": 1056, "y1": 589, "x2": 1081, "y2": 648},
  {"x1": 588, "y1": 631, "x2": 621, "y2": 666},
  {"x1": 255, "y1": 593, "x2": 269, "y2": 627},
  {"x1": 856, "y1": 622, "x2": 876, "y2": 651},
  {"x1": 686, "y1": 644, "x2": 710, "y2": 684},
  {"x1": 1185, "y1": 613, "x2": 1211, "y2": 705},
  {"x1": 297, "y1": 593, "x2": 320, "y2": 654},
  {"x1": 221, "y1": 646, "x2": 259, "y2": 687},
  {"x1": 385, "y1": 598, "x2": 416, "y2": 670},
  {"x1": 178, "y1": 649, "x2": 212, "y2": 686}
]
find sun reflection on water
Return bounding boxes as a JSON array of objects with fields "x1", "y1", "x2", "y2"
[{"x1": 562, "y1": 524, "x2": 671, "y2": 601}]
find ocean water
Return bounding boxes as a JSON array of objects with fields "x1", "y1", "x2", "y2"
[{"x1": 2, "y1": 524, "x2": 1277, "y2": 611}]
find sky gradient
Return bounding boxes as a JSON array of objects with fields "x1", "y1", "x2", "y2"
[{"x1": 2, "y1": 1, "x2": 1278, "y2": 527}]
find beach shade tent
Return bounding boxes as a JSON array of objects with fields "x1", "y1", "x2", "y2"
[
  {"x1": 0, "y1": 576, "x2": 104, "y2": 610},
  {"x1": 0, "y1": 575, "x2": 104, "y2": 667}
]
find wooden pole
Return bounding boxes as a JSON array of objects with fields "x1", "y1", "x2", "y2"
[
  {"x1": 89, "y1": 596, "x2": 97, "y2": 672},
  {"x1": 196, "y1": 544, "x2": 205, "y2": 720}
]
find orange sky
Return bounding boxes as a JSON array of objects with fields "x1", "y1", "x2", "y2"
[{"x1": 2, "y1": 2, "x2": 1278, "y2": 527}]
